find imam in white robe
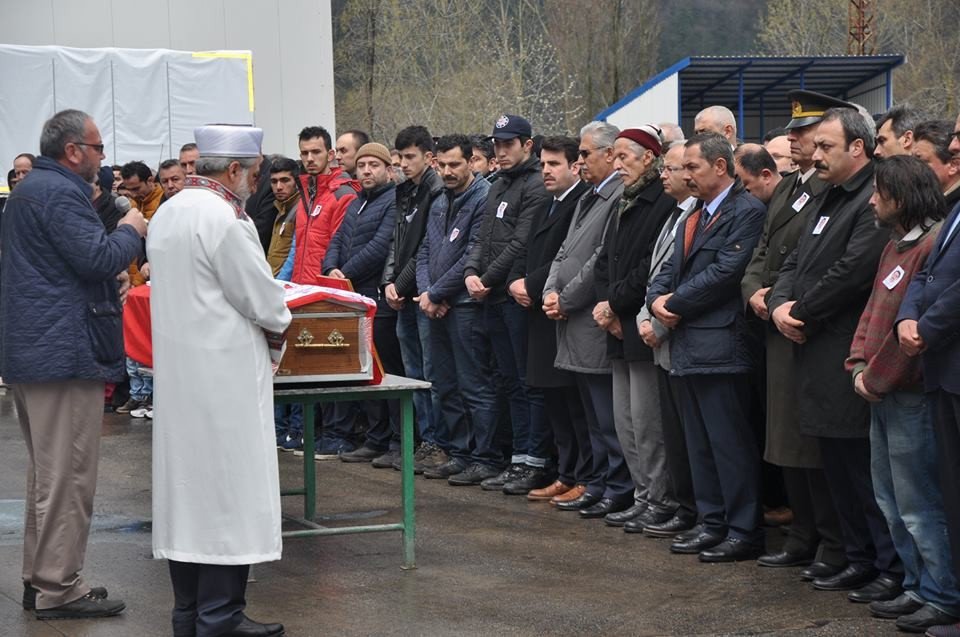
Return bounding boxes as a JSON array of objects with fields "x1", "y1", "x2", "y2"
[{"x1": 147, "y1": 184, "x2": 291, "y2": 565}]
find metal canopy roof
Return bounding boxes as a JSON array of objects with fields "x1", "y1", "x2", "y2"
[{"x1": 597, "y1": 54, "x2": 905, "y2": 134}]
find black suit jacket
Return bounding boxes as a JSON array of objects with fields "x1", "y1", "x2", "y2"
[{"x1": 509, "y1": 179, "x2": 590, "y2": 387}]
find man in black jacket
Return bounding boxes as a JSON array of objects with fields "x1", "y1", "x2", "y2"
[
  {"x1": 506, "y1": 136, "x2": 590, "y2": 496},
  {"x1": 383, "y1": 126, "x2": 445, "y2": 471},
  {"x1": 769, "y1": 107, "x2": 902, "y2": 600},
  {"x1": 463, "y1": 114, "x2": 552, "y2": 487}
]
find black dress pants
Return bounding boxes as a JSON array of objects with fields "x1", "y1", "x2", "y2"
[
  {"x1": 934, "y1": 390, "x2": 960, "y2": 581},
  {"x1": 168, "y1": 560, "x2": 249, "y2": 637}
]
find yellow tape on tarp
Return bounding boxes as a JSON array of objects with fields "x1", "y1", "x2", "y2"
[{"x1": 192, "y1": 51, "x2": 255, "y2": 112}]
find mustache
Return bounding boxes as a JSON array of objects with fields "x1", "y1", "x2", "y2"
[{"x1": 814, "y1": 162, "x2": 828, "y2": 171}]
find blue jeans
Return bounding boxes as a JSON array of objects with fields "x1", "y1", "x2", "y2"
[
  {"x1": 274, "y1": 404, "x2": 303, "y2": 440},
  {"x1": 429, "y1": 303, "x2": 501, "y2": 467},
  {"x1": 484, "y1": 299, "x2": 549, "y2": 465},
  {"x1": 871, "y1": 391, "x2": 960, "y2": 616},
  {"x1": 397, "y1": 302, "x2": 438, "y2": 445},
  {"x1": 125, "y1": 356, "x2": 153, "y2": 401}
]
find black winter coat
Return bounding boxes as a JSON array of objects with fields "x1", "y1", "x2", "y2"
[
  {"x1": 382, "y1": 168, "x2": 443, "y2": 298},
  {"x1": 595, "y1": 177, "x2": 675, "y2": 362}
]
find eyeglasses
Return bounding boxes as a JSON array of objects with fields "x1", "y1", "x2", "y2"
[
  {"x1": 660, "y1": 165, "x2": 683, "y2": 174},
  {"x1": 74, "y1": 142, "x2": 105, "y2": 154},
  {"x1": 949, "y1": 131, "x2": 960, "y2": 141},
  {"x1": 578, "y1": 146, "x2": 609, "y2": 159}
]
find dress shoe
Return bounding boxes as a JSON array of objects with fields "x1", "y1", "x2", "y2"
[
  {"x1": 580, "y1": 497, "x2": 632, "y2": 519},
  {"x1": 503, "y1": 465, "x2": 557, "y2": 495},
  {"x1": 528, "y1": 480, "x2": 573, "y2": 502},
  {"x1": 869, "y1": 593, "x2": 924, "y2": 619},
  {"x1": 800, "y1": 561, "x2": 846, "y2": 581},
  {"x1": 757, "y1": 549, "x2": 816, "y2": 568},
  {"x1": 896, "y1": 605, "x2": 960, "y2": 634},
  {"x1": 423, "y1": 458, "x2": 465, "y2": 479},
  {"x1": 623, "y1": 507, "x2": 676, "y2": 534},
  {"x1": 673, "y1": 522, "x2": 707, "y2": 542},
  {"x1": 480, "y1": 463, "x2": 525, "y2": 491},
  {"x1": 551, "y1": 484, "x2": 586, "y2": 505},
  {"x1": 603, "y1": 502, "x2": 646, "y2": 527},
  {"x1": 555, "y1": 491, "x2": 602, "y2": 511},
  {"x1": 699, "y1": 537, "x2": 765, "y2": 563},
  {"x1": 338, "y1": 445, "x2": 383, "y2": 463},
  {"x1": 670, "y1": 530, "x2": 724, "y2": 554},
  {"x1": 642, "y1": 515, "x2": 697, "y2": 539},
  {"x1": 221, "y1": 614, "x2": 285, "y2": 636},
  {"x1": 35, "y1": 592, "x2": 126, "y2": 619},
  {"x1": 763, "y1": 505, "x2": 794, "y2": 527},
  {"x1": 847, "y1": 574, "x2": 903, "y2": 603},
  {"x1": 448, "y1": 462, "x2": 500, "y2": 486},
  {"x1": 23, "y1": 582, "x2": 107, "y2": 610},
  {"x1": 813, "y1": 563, "x2": 879, "y2": 591},
  {"x1": 924, "y1": 619, "x2": 960, "y2": 636}
]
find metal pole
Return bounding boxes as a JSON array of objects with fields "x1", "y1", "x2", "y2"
[
  {"x1": 303, "y1": 403, "x2": 316, "y2": 520},
  {"x1": 400, "y1": 394, "x2": 416, "y2": 569}
]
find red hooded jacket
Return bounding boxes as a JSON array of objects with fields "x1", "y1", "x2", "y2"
[{"x1": 291, "y1": 168, "x2": 360, "y2": 284}]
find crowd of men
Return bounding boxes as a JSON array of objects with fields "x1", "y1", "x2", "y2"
[{"x1": 3, "y1": 89, "x2": 960, "y2": 637}]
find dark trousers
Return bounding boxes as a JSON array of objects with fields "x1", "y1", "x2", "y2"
[
  {"x1": 818, "y1": 436, "x2": 901, "y2": 576},
  {"x1": 543, "y1": 386, "x2": 594, "y2": 486},
  {"x1": 575, "y1": 373, "x2": 633, "y2": 500},
  {"x1": 934, "y1": 390, "x2": 960, "y2": 581},
  {"x1": 658, "y1": 368, "x2": 696, "y2": 523},
  {"x1": 429, "y1": 304, "x2": 501, "y2": 467},
  {"x1": 323, "y1": 314, "x2": 404, "y2": 451},
  {"x1": 168, "y1": 560, "x2": 249, "y2": 637},
  {"x1": 675, "y1": 373, "x2": 762, "y2": 542},
  {"x1": 781, "y1": 466, "x2": 846, "y2": 565}
]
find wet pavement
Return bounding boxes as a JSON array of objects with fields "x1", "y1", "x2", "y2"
[{"x1": 0, "y1": 388, "x2": 899, "y2": 636}]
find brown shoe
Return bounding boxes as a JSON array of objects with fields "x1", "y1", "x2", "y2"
[
  {"x1": 550, "y1": 484, "x2": 586, "y2": 505},
  {"x1": 763, "y1": 506, "x2": 794, "y2": 527},
  {"x1": 528, "y1": 480, "x2": 573, "y2": 501}
]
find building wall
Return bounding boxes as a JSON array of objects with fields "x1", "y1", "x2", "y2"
[
  {"x1": 0, "y1": 0, "x2": 335, "y2": 160},
  {"x1": 605, "y1": 75, "x2": 679, "y2": 131}
]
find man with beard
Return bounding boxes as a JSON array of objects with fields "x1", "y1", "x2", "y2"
[{"x1": 149, "y1": 124, "x2": 289, "y2": 637}]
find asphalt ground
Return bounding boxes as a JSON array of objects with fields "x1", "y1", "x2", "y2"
[{"x1": 0, "y1": 389, "x2": 899, "y2": 636}]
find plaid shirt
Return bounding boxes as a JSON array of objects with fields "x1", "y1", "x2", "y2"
[{"x1": 846, "y1": 221, "x2": 942, "y2": 395}]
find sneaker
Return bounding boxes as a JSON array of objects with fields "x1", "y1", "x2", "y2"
[
  {"x1": 503, "y1": 465, "x2": 557, "y2": 495},
  {"x1": 314, "y1": 440, "x2": 354, "y2": 461},
  {"x1": 448, "y1": 462, "x2": 501, "y2": 486},
  {"x1": 423, "y1": 458, "x2": 466, "y2": 479},
  {"x1": 23, "y1": 582, "x2": 107, "y2": 610},
  {"x1": 130, "y1": 401, "x2": 151, "y2": 418},
  {"x1": 371, "y1": 448, "x2": 401, "y2": 468},
  {"x1": 480, "y1": 463, "x2": 525, "y2": 491},
  {"x1": 114, "y1": 398, "x2": 144, "y2": 415},
  {"x1": 339, "y1": 445, "x2": 382, "y2": 463},
  {"x1": 413, "y1": 444, "x2": 449, "y2": 474},
  {"x1": 278, "y1": 436, "x2": 303, "y2": 452},
  {"x1": 145, "y1": 408, "x2": 153, "y2": 419},
  {"x1": 35, "y1": 591, "x2": 125, "y2": 619}
]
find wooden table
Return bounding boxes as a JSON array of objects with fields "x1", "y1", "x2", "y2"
[{"x1": 274, "y1": 374, "x2": 430, "y2": 569}]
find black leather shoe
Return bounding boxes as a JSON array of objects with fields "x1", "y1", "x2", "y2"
[
  {"x1": 869, "y1": 593, "x2": 924, "y2": 619},
  {"x1": 555, "y1": 491, "x2": 602, "y2": 511},
  {"x1": 603, "y1": 502, "x2": 646, "y2": 527},
  {"x1": 624, "y1": 507, "x2": 675, "y2": 534},
  {"x1": 813, "y1": 563, "x2": 879, "y2": 591},
  {"x1": 895, "y1": 604, "x2": 960, "y2": 633},
  {"x1": 221, "y1": 614, "x2": 285, "y2": 636},
  {"x1": 23, "y1": 582, "x2": 108, "y2": 611},
  {"x1": 579, "y1": 497, "x2": 631, "y2": 519},
  {"x1": 480, "y1": 463, "x2": 525, "y2": 491},
  {"x1": 670, "y1": 530, "x2": 724, "y2": 554},
  {"x1": 423, "y1": 458, "x2": 465, "y2": 479},
  {"x1": 503, "y1": 466, "x2": 557, "y2": 495},
  {"x1": 757, "y1": 549, "x2": 816, "y2": 568},
  {"x1": 847, "y1": 574, "x2": 904, "y2": 603},
  {"x1": 642, "y1": 515, "x2": 697, "y2": 538},
  {"x1": 699, "y1": 537, "x2": 765, "y2": 563},
  {"x1": 800, "y1": 561, "x2": 846, "y2": 581}
]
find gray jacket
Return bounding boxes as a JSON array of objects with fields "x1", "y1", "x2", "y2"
[
  {"x1": 637, "y1": 196, "x2": 696, "y2": 370},
  {"x1": 544, "y1": 174, "x2": 624, "y2": 373}
]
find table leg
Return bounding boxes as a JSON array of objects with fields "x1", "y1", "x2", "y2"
[
  {"x1": 303, "y1": 403, "x2": 316, "y2": 520},
  {"x1": 400, "y1": 393, "x2": 416, "y2": 569}
]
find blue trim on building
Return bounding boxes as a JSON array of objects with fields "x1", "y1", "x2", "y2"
[{"x1": 595, "y1": 57, "x2": 692, "y2": 121}]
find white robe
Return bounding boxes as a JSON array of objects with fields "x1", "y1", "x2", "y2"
[{"x1": 147, "y1": 186, "x2": 291, "y2": 564}]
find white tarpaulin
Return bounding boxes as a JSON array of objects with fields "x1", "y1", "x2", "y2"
[{"x1": 0, "y1": 44, "x2": 254, "y2": 188}]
